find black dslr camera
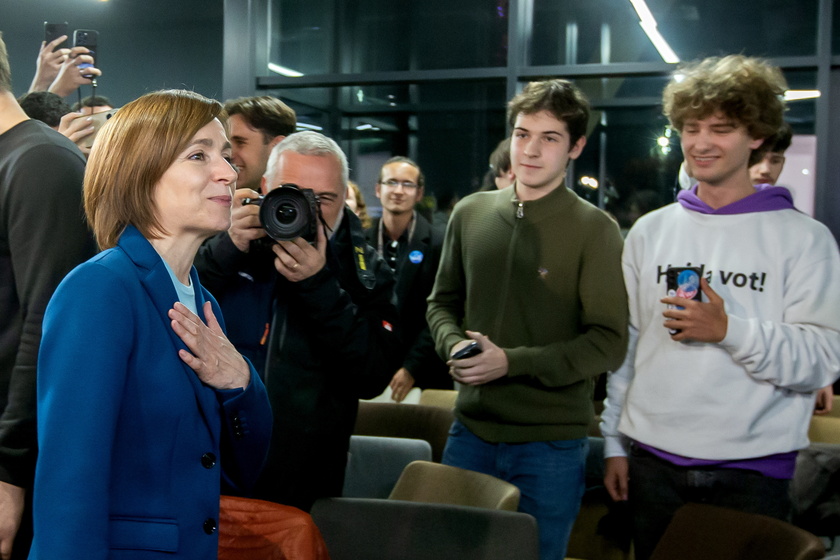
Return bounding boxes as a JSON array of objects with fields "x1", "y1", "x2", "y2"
[{"x1": 242, "y1": 184, "x2": 320, "y2": 243}]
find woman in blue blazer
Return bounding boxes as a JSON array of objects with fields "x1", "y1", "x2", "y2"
[{"x1": 30, "y1": 90, "x2": 272, "y2": 559}]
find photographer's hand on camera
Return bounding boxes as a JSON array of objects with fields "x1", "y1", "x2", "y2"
[
  {"x1": 229, "y1": 189, "x2": 266, "y2": 252},
  {"x1": 272, "y1": 219, "x2": 327, "y2": 282},
  {"x1": 48, "y1": 47, "x2": 101, "y2": 98},
  {"x1": 29, "y1": 36, "x2": 70, "y2": 92}
]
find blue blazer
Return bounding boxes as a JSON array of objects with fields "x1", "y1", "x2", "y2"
[{"x1": 30, "y1": 226, "x2": 272, "y2": 560}]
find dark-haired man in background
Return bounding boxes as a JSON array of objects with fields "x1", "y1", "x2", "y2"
[
  {"x1": 195, "y1": 96, "x2": 297, "y2": 373},
  {"x1": 749, "y1": 121, "x2": 792, "y2": 187},
  {"x1": 226, "y1": 95, "x2": 297, "y2": 193}
]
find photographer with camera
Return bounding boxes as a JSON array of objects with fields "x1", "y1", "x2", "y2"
[
  {"x1": 195, "y1": 96, "x2": 295, "y2": 371},
  {"x1": 195, "y1": 131, "x2": 400, "y2": 512}
]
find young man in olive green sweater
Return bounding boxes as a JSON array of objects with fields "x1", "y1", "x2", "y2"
[{"x1": 426, "y1": 79, "x2": 628, "y2": 560}]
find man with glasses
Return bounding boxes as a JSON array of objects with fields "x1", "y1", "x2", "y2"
[{"x1": 367, "y1": 157, "x2": 450, "y2": 402}]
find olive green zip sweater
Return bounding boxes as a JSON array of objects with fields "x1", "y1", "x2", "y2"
[{"x1": 427, "y1": 184, "x2": 628, "y2": 443}]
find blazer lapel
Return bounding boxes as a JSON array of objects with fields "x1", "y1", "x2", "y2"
[{"x1": 118, "y1": 227, "x2": 220, "y2": 439}]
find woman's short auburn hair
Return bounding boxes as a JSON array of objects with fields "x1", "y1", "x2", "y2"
[{"x1": 84, "y1": 89, "x2": 224, "y2": 249}]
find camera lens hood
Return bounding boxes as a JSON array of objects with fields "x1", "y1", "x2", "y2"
[{"x1": 258, "y1": 184, "x2": 319, "y2": 242}]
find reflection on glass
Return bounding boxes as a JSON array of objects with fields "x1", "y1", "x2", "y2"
[
  {"x1": 267, "y1": 81, "x2": 507, "y2": 210},
  {"x1": 531, "y1": 0, "x2": 818, "y2": 66},
  {"x1": 270, "y1": 0, "x2": 509, "y2": 73}
]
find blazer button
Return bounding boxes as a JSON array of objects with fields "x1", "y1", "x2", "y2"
[
  {"x1": 201, "y1": 452, "x2": 216, "y2": 469},
  {"x1": 203, "y1": 518, "x2": 217, "y2": 535}
]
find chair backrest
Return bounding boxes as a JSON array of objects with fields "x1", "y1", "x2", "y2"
[
  {"x1": 362, "y1": 386, "x2": 422, "y2": 404},
  {"x1": 650, "y1": 503, "x2": 825, "y2": 560},
  {"x1": 418, "y1": 389, "x2": 458, "y2": 409},
  {"x1": 343, "y1": 435, "x2": 432, "y2": 499},
  {"x1": 218, "y1": 495, "x2": 329, "y2": 560},
  {"x1": 354, "y1": 401, "x2": 454, "y2": 462},
  {"x1": 809, "y1": 415, "x2": 840, "y2": 444},
  {"x1": 388, "y1": 460, "x2": 520, "y2": 511},
  {"x1": 310, "y1": 497, "x2": 539, "y2": 560}
]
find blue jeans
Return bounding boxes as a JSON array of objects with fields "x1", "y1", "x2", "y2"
[
  {"x1": 442, "y1": 420, "x2": 588, "y2": 560},
  {"x1": 628, "y1": 443, "x2": 792, "y2": 560}
]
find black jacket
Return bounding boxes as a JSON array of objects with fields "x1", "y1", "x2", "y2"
[
  {"x1": 367, "y1": 214, "x2": 451, "y2": 389},
  {"x1": 196, "y1": 209, "x2": 400, "y2": 511}
]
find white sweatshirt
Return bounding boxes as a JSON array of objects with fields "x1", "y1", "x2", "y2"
[{"x1": 602, "y1": 202, "x2": 840, "y2": 460}]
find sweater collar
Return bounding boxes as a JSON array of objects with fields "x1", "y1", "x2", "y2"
[
  {"x1": 677, "y1": 183, "x2": 795, "y2": 215},
  {"x1": 496, "y1": 182, "x2": 577, "y2": 224}
]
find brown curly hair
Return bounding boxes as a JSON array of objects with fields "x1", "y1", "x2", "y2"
[{"x1": 663, "y1": 55, "x2": 787, "y2": 165}]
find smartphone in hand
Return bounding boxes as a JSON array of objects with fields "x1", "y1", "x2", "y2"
[
  {"x1": 452, "y1": 340, "x2": 482, "y2": 360},
  {"x1": 73, "y1": 107, "x2": 118, "y2": 150},
  {"x1": 73, "y1": 29, "x2": 99, "y2": 77},
  {"x1": 44, "y1": 22, "x2": 69, "y2": 51},
  {"x1": 666, "y1": 267, "x2": 702, "y2": 335}
]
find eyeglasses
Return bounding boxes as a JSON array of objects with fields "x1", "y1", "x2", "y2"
[{"x1": 380, "y1": 179, "x2": 418, "y2": 189}]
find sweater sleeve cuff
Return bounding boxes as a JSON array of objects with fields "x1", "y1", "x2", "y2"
[
  {"x1": 503, "y1": 347, "x2": 530, "y2": 378},
  {"x1": 720, "y1": 313, "x2": 751, "y2": 355},
  {"x1": 603, "y1": 434, "x2": 630, "y2": 458}
]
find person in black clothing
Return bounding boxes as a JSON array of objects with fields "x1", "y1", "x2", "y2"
[
  {"x1": 0, "y1": 35, "x2": 97, "y2": 560},
  {"x1": 194, "y1": 96, "x2": 297, "y2": 374},
  {"x1": 195, "y1": 131, "x2": 400, "y2": 511},
  {"x1": 16, "y1": 91, "x2": 70, "y2": 129},
  {"x1": 368, "y1": 157, "x2": 451, "y2": 402}
]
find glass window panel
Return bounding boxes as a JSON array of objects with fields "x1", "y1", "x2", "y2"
[
  {"x1": 781, "y1": 70, "x2": 817, "y2": 135},
  {"x1": 570, "y1": 107, "x2": 681, "y2": 229},
  {"x1": 264, "y1": 80, "x2": 507, "y2": 221},
  {"x1": 531, "y1": 0, "x2": 818, "y2": 66},
  {"x1": 574, "y1": 76, "x2": 670, "y2": 103},
  {"x1": 835, "y1": 0, "x2": 840, "y2": 54},
  {"x1": 270, "y1": 0, "x2": 509, "y2": 73}
]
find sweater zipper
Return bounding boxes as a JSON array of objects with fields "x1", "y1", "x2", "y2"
[{"x1": 494, "y1": 201, "x2": 523, "y2": 337}]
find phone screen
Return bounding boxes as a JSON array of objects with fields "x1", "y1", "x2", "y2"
[{"x1": 666, "y1": 267, "x2": 702, "y2": 335}]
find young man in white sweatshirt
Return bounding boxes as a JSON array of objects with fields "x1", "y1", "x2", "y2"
[{"x1": 601, "y1": 55, "x2": 840, "y2": 560}]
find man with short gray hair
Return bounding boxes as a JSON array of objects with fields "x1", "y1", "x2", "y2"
[{"x1": 196, "y1": 131, "x2": 400, "y2": 511}]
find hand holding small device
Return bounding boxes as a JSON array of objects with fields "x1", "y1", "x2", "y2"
[
  {"x1": 662, "y1": 276, "x2": 728, "y2": 343},
  {"x1": 665, "y1": 267, "x2": 701, "y2": 335},
  {"x1": 451, "y1": 340, "x2": 482, "y2": 360},
  {"x1": 48, "y1": 46, "x2": 101, "y2": 97},
  {"x1": 70, "y1": 107, "x2": 117, "y2": 151},
  {"x1": 448, "y1": 332, "x2": 508, "y2": 386},
  {"x1": 44, "y1": 22, "x2": 69, "y2": 50},
  {"x1": 72, "y1": 29, "x2": 98, "y2": 79},
  {"x1": 30, "y1": 22, "x2": 70, "y2": 92}
]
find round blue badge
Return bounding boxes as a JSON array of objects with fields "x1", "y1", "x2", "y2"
[{"x1": 409, "y1": 250, "x2": 424, "y2": 264}]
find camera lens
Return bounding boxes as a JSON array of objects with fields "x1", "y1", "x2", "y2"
[
  {"x1": 276, "y1": 203, "x2": 298, "y2": 225},
  {"x1": 258, "y1": 185, "x2": 319, "y2": 242}
]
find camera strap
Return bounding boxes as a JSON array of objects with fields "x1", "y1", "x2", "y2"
[{"x1": 345, "y1": 211, "x2": 377, "y2": 291}]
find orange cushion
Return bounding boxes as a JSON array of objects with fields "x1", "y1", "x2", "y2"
[{"x1": 218, "y1": 495, "x2": 331, "y2": 560}]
